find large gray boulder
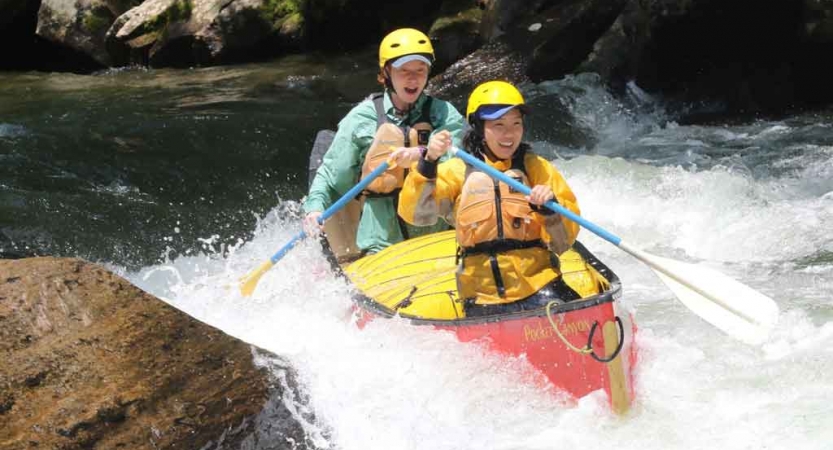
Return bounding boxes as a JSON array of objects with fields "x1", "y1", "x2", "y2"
[
  {"x1": 105, "y1": 0, "x2": 303, "y2": 66},
  {"x1": 429, "y1": 0, "x2": 626, "y2": 99},
  {"x1": 429, "y1": 0, "x2": 485, "y2": 72},
  {"x1": 576, "y1": 0, "x2": 833, "y2": 111},
  {"x1": 35, "y1": 0, "x2": 134, "y2": 66}
]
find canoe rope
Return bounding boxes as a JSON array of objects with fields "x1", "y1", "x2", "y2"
[
  {"x1": 545, "y1": 302, "x2": 625, "y2": 363},
  {"x1": 545, "y1": 301, "x2": 593, "y2": 355}
]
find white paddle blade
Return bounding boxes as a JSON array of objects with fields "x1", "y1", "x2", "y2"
[{"x1": 620, "y1": 243, "x2": 780, "y2": 345}]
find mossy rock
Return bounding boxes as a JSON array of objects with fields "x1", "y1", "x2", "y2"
[
  {"x1": 82, "y1": 6, "x2": 115, "y2": 35},
  {"x1": 430, "y1": 3, "x2": 483, "y2": 34},
  {"x1": 260, "y1": 0, "x2": 303, "y2": 24},
  {"x1": 277, "y1": 11, "x2": 304, "y2": 34},
  {"x1": 136, "y1": 0, "x2": 191, "y2": 37}
]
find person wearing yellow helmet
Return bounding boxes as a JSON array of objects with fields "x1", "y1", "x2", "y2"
[
  {"x1": 398, "y1": 80, "x2": 582, "y2": 317},
  {"x1": 377, "y1": 28, "x2": 436, "y2": 107},
  {"x1": 304, "y1": 28, "x2": 465, "y2": 257}
]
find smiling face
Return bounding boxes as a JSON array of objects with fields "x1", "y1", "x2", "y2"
[
  {"x1": 482, "y1": 108, "x2": 524, "y2": 160},
  {"x1": 388, "y1": 60, "x2": 429, "y2": 109}
]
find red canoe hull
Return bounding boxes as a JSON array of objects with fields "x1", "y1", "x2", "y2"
[{"x1": 355, "y1": 296, "x2": 638, "y2": 414}]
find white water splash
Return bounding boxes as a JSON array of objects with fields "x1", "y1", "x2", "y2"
[
  {"x1": 121, "y1": 84, "x2": 833, "y2": 449},
  {"x1": 122, "y1": 184, "x2": 833, "y2": 449}
]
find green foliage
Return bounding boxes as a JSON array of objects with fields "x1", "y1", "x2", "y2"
[
  {"x1": 169, "y1": 0, "x2": 192, "y2": 22},
  {"x1": 147, "y1": 0, "x2": 193, "y2": 31},
  {"x1": 82, "y1": 7, "x2": 113, "y2": 34},
  {"x1": 431, "y1": 5, "x2": 482, "y2": 32},
  {"x1": 280, "y1": 11, "x2": 303, "y2": 32},
  {"x1": 260, "y1": 0, "x2": 303, "y2": 24}
]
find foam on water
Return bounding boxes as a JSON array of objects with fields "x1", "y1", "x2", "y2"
[
  {"x1": 559, "y1": 154, "x2": 833, "y2": 264},
  {"x1": 123, "y1": 189, "x2": 833, "y2": 449}
]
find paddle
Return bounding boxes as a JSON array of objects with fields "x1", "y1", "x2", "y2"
[
  {"x1": 239, "y1": 159, "x2": 394, "y2": 297},
  {"x1": 450, "y1": 147, "x2": 780, "y2": 345}
]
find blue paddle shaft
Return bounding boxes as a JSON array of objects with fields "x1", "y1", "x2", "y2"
[
  {"x1": 268, "y1": 160, "x2": 392, "y2": 264},
  {"x1": 451, "y1": 148, "x2": 622, "y2": 246}
]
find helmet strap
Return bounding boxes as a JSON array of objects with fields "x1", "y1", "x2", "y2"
[
  {"x1": 383, "y1": 67, "x2": 397, "y2": 95},
  {"x1": 481, "y1": 142, "x2": 505, "y2": 162},
  {"x1": 469, "y1": 119, "x2": 508, "y2": 162}
]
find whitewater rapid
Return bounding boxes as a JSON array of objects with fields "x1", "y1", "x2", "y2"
[{"x1": 125, "y1": 78, "x2": 833, "y2": 450}]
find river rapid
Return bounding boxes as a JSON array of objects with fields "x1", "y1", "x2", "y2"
[{"x1": 2, "y1": 56, "x2": 832, "y2": 449}]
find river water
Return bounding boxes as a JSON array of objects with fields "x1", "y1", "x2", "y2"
[{"x1": 2, "y1": 55, "x2": 832, "y2": 449}]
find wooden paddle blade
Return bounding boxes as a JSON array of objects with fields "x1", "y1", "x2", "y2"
[
  {"x1": 239, "y1": 260, "x2": 274, "y2": 297},
  {"x1": 627, "y1": 245, "x2": 780, "y2": 345}
]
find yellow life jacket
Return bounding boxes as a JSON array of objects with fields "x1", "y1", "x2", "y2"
[
  {"x1": 455, "y1": 150, "x2": 559, "y2": 303},
  {"x1": 456, "y1": 150, "x2": 545, "y2": 249},
  {"x1": 456, "y1": 169, "x2": 544, "y2": 247},
  {"x1": 360, "y1": 93, "x2": 433, "y2": 194}
]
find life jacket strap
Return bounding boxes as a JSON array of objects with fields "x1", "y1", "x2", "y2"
[
  {"x1": 488, "y1": 252, "x2": 505, "y2": 298},
  {"x1": 460, "y1": 239, "x2": 547, "y2": 257},
  {"x1": 459, "y1": 239, "x2": 557, "y2": 301},
  {"x1": 371, "y1": 92, "x2": 434, "y2": 129},
  {"x1": 361, "y1": 188, "x2": 401, "y2": 199}
]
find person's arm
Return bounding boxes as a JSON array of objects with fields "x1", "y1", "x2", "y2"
[
  {"x1": 398, "y1": 145, "x2": 463, "y2": 227},
  {"x1": 303, "y1": 109, "x2": 369, "y2": 232},
  {"x1": 525, "y1": 154, "x2": 581, "y2": 254},
  {"x1": 427, "y1": 98, "x2": 466, "y2": 163}
]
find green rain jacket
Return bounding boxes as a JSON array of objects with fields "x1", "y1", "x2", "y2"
[{"x1": 304, "y1": 91, "x2": 465, "y2": 254}]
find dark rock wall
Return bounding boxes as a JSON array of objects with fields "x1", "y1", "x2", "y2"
[
  {"x1": 630, "y1": 0, "x2": 821, "y2": 111},
  {"x1": 2, "y1": 0, "x2": 833, "y2": 114},
  {"x1": 1, "y1": 0, "x2": 102, "y2": 72}
]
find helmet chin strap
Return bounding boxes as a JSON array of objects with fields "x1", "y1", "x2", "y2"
[
  {"x1": 383, "y1": 67, "x2": 396, "y2": 95},
  {"x1": 471, "y1": 120, "x2": 508, "y2": 162},
  {"x1": 481, "y1": 143, "x2": 505, "y2": 162}
]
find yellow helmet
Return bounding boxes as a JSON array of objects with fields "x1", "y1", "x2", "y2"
[
  {"x1": 466, "y1": 80, "x2": 527, "y2": 121},
  {"x1": 378, "y1": 28, "x2": 434, "y2": 69}
]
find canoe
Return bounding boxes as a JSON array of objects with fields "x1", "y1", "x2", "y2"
[{"x1": 343, "y1": 230, "x2": 638, "y2": 415}]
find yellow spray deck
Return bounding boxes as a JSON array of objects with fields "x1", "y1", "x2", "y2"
[{"x1": 344, "y1": 230, "x2": 612, "y2": 321}]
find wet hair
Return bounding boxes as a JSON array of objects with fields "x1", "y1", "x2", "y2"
[{"x1": 463, "y1": 118, "x2": 530, "y2": 161}]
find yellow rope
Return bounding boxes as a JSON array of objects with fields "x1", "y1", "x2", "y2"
[{"x1": 546, "y1": 301, "x2": 593, "y2": 355}]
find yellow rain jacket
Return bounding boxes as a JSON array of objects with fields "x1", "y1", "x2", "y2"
[{"x1": 398, "y1": 149, "x2": 580, "y2": 304}]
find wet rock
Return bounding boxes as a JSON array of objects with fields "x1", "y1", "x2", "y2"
[
  {"x1": 512, "y1": 0, "x2": 628, "y2": 83},
  {"x1": 303, "y1": 0, "x2": 440, "y2": 51},
  {"x1": 577, "y1": 0, "x2": 709, "y2": 90},
  {"x1": 578, "y1": 0, "x2": 833, "y2": 112},
  {"x1": 429, "y1": 39, "x2": 528, "y2": 102},
  {"x1": 424, "y1": 1, "x2": 484, "y2": 73},
  {"x1": 34, "y1": 0, "x2": 137, "y2": 67},
  {"x1": 430, "y1": 0, "x2": 833, "y2": 114},
  {"x1": 105, "y1": 0, "x2": 305, "y2": 67},
  {"x1": 428, "y1": 0, "x2": 626, "y2": 100},
  {"x1": 478, "y1": 0, "x2": 551, "y2": 41},
  {"x1": 0, "y1": 257, "x2": 307, "y2": 450}
]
